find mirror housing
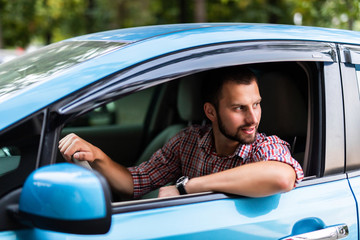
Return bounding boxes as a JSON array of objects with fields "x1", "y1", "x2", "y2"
[{"x1": 18, "y1": 163, "x2": 111, "y2": 234}]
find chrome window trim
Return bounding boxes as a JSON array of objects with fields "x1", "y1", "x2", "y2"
[
  {"x1": 297, "y1": 173, "x2": 347, "y2": 187},
  {"x1": 112, "y1": 192, "x2": 231, "y2": 214},
  {"x1": 347, "y1": 170, "x2": 360, "y2": 178}
]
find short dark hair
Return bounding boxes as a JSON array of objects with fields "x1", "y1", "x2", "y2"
[{"x1": 202, "y1": 66, "x2": 257, "y2": 109}]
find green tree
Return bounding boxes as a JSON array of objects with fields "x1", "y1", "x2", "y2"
[
  {"x1": 291, "y1": 0, "x2": 360, "y2": 30},
  {"x1": 1, "y1": 0, "x2": 359, "y2": 48},
  {"x1": 0, "y1": 0, "x2": 37, "y2": 47}
]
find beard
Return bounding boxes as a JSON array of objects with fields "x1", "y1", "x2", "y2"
[{"x1": 217, "y1": 111, "x2": 258, "y2": 145}]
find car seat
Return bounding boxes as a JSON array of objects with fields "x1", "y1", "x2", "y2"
[{"x1": 136, "y1": 75, "x2": 204, "y2": 198}]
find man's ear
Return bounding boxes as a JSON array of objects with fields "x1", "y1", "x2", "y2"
[{"x1": 204, "y1": 102, "x2": 217, "y2": 122}]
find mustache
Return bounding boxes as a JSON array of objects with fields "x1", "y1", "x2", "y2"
[{"x1": 237, "y1": 123, "x2": 258, "y2": 130}]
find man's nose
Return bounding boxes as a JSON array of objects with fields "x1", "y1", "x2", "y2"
[{"x1": 245, "y1": 108, "x2": 257, "y2": 124}]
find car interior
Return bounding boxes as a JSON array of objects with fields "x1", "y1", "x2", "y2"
[{"x1": 59, "y1": 61, "x2": 313, "y2": 200}]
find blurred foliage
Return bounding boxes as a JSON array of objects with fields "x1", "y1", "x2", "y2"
[
  {"x1": 0, "y1": 0, "x2": 359, "y2": 48},
  {"x1": 292, "y1": 0, "x2": 360, "y2": 30}
]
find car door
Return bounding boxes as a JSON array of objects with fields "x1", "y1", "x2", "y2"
[
  {"x1": 340, "y1": 44, "x2": 360, "y2": 238},
  {"x1": 40, "y1": 41, "x2": 356, "y2": 239}
]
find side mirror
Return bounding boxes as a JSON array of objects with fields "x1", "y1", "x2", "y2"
[{"x1": 18, "y1": 163, "x2": 112, "y2": 234}]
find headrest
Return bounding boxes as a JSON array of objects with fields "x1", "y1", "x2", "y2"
[
  {"x1": 177, "y1": 75, "x2": 205, "y2": 122},
  {"x1": 258, "y1": 71, "x2": 307, "y2": 138}
]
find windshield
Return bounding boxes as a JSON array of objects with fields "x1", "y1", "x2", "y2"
[{"x1": 0, "y1": 41, "x2": 126, "y2": 100}]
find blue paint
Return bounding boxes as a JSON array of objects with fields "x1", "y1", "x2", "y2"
[{"x1": 19, "y1": 163, "x2": 106, "y2": 220}]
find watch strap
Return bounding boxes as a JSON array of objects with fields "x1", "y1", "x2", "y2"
[{"x1": 177, "y1": 183, "x2": 187, "y2": 195}]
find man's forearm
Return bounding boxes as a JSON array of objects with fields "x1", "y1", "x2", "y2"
[
  {"x1": 92, "y1": 155, "x2": 134, "y2": 198},
  {"x1": 185, "y1": 161, "x2": 296, "y2": 197}
]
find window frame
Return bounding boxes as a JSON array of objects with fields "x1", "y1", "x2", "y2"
[
  {"x1": 55, "y1": 40, "x2": 336, "y2": 119},
  {"x1": 46, "y1": 40, "x2": 341, "y2": 207}
]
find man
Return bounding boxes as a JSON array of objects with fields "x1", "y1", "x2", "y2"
[{"x1": 59, "y1": 66, "x2": 304, "y2": 199}]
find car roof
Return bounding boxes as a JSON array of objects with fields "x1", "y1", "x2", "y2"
[
  {"x1": 1, "y1": 23, "x2": 360, "y2": 131},
  {"x1": 70, "y1": 23, "x2": 360, "y2": 44}
]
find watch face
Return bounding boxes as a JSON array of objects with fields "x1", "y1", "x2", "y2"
[
  {"x1": 176, "y1": 176, "x2": 186, "y2": 185},
  {"x1": 176, "y1": 176, "x2": 189, "y2": 187}
]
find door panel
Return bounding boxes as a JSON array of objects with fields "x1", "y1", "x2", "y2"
[
  {"x1": 107, "y1": 179, "x2": 356, "y2": 239},
  {"x1": 8, "y1": 178, "x2": 357, "y2": 239}
]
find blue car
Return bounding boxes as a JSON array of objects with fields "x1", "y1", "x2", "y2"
[{"x1": 0, "y1": 23, "x2": 359, "y2": 239}]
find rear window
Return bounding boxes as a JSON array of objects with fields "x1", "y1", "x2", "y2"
[{"x1": 0, "y1": 41, "x2": 125, "y2": 100}]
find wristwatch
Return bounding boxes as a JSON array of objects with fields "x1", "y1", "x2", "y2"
[{"x1": 176, "y1": 176, "x2": 189, "y2": 195}]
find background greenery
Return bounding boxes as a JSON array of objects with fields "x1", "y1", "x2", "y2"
[{"x1": 0, "y1": 0, "x2": 359, "y2": 48}]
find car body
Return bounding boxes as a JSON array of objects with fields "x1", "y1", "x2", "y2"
[{"x1": 0, "y1": 23, "x2": 359, "y2": 239}]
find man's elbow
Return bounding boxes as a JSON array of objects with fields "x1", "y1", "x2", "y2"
[{"x1": 276, "y1": 169, "x2": 296, "y2": 192}]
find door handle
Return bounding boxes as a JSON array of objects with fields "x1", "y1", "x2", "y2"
[{"x1": 281, "y1": 224, "x2": 348, "y2": 240}]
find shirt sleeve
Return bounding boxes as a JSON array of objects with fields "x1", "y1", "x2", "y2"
[
  {"x1": 254, "y1": 135, "x2": 304, "y2": 186},
  {"x1": 127, "y1": 131, "x2": 184, "y2": 199}
]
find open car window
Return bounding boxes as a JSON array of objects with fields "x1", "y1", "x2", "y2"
[{"x1": 59, "y1": 61, "x2": 321, "y2": 202}]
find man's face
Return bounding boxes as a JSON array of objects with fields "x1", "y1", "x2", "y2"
[{"x1": 216, "y1": 80, "x2": 262, "y2": 144}]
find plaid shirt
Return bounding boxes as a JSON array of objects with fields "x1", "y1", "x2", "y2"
[{"x1": 128, "y1": 125, "x2": 304, "y2": 199}]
